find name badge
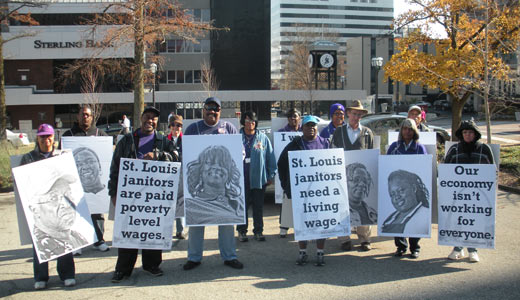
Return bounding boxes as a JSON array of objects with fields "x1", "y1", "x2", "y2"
[{"x1": 245, "y1": 158, "x2": 251, "y2": 164}]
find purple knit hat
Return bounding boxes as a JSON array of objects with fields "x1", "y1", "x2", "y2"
[{"x1": 329, "y1": 103, "x2": 345, "y2": 117}]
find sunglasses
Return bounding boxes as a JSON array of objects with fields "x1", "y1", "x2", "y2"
[{"x1": 204, "y1": 105, "x2": 221, "y2": 112}]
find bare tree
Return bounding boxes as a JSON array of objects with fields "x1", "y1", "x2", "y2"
[
  {"x1": 0, "y1": 0, "x2": 44, "y2": 140},
  {"x1": 79, "y1": 64, "x2": 103, "y2": 125},
  {"x1": 200, "y1": 60, "x2": 218, "y2": 97}
]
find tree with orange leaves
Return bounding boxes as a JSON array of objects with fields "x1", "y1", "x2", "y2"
[
  {"x1": 385, "y1": 0, "x2": 520, "y2": 139},
  {"x1": 0, "y1": 1, "x2": 44, "y2": 141}
]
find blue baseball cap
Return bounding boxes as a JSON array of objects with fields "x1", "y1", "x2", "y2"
[
  {"x1": 204, "y1": 97, "x2": 221, "y2": 107},
  {"x1": 302, "y1": 115, "x2": 319, "y2": 126}
]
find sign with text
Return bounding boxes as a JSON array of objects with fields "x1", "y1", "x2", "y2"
[
  {"x1": 289, "y1": 148, "x2": 350, "y2": 241},
  {"x1": 437, "y1": 164, "x2": 497, "y2": 249},
  {"x1": 113, "y1": 158, "x2": 181, "y2": 249},
  {"x1": 274, "y1": 131, "x2": 302, "y2": 204}
]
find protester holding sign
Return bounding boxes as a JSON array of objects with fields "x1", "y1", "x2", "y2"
[
  {"x1": 444, "y1": 119, "x2": 495, "y2": 263},
  {"x1": 167, "y1": 114, "x2": 185, "y2": 239},
  {"x1": 385, "y1": 118, "x2": 428, "y2": 259},
  {"x1": 20, "y1": 124, "x2": 77, "y2": 290},
  {"x1": 108, "y1": 106, "x2": 177, "y2": 283},
  {"x1": 237, "y1": 111, "x2": 277, "y2": 242},
  {"x1": 182, "y1": 97, "x2": 244, "y2": 270},
  {"x1": 62, "y1": 106, "x2": 110, "y2": 254},
  {"x1": 331, "y1": 100, "x2": 374, "y2": 252},
  {"x1": 278, "y1": 115, "x2": 331, "y2": 266}
]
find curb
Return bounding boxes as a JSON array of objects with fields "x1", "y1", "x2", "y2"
[{"x1": 498, "y1": 184, "x2": 520, "y2": 195}]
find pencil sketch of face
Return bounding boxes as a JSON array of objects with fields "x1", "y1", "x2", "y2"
[
  {"x1": 31, "y1": 176, "x2": 77, "y2": 236},
  {"x1": 346, "y1": 163, "x2": 372, "y2": 206},
  {"x1": 73, "y1": 147, "x2": 104, "y2": 194},
  {"x1": 388, "y1": 170, "x2": 429, "y2": 214}
]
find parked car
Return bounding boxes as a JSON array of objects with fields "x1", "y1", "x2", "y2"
[
  {"x1": 360, "y1": 114, "x2": 450, "y2": 145},
  {"x1": 96, "y1": 123, "x2": 125, "y2": 144},
  {"x1": 433, "y1": 100, "x2": 450, "y2": 111},
  {"x1": 6, "y1": 129, "x2": 30, "y2": 147}
]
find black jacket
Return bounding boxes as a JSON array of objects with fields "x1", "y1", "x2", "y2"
[
  {"x1": 277, "y1": 136, "x2": 306, "y2": 199},
  {"x1": 108, "y1": 130, "x2": 178, "y2": 197},
  {"x1": 444, "y1": 120, "x2": 494, "y2": 165}
]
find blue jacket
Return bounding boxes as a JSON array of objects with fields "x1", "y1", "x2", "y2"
[
  {"x1": 387, "y1": 140, "x2": 428, "y2": 155},
  {"x1": 241, "y1": 128, "x2": 277, "y2": 189}
]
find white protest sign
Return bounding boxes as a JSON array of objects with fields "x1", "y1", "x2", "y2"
[
  {"x1": 12, "y1": 152, "x2": 95, "y2": 263},
  {"x1": 388, "y1": 130, "x2": 437, "y2": 145},
  {"x1": 378, "y1": 154, "x2": 432, "y2": 238},
  {"x1": 289, "y1": 148, "x2": 350, "y2": 241},
  {"x1": 112, "y1": 158, "x2": 181, "y2": 249},
  {"x1": 61, "y1": 136, "x2": 113, "y2": 213},
  {"x1": 343, "y1": 149, "x2": 379, "y2": 226},
  {"x1": 182, "y1": 135, "x2": 246, "y2": 226},
  {"x1": 274, "y1": 131, "x2": 302, "y2": 204},
  {"x1": 11, "y1": 155, "x2": 33, "y2": 245},
  {"x1": 437, "y1": 164, "x2": 497, "y2": 249}
]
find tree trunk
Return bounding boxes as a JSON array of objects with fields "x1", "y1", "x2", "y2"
[
  {"x1": 0, "y1": 38, "x2": 6, "y2": 141},
  {"x1": 132, "y1": 2, "x2": 145, "y2": 129}
]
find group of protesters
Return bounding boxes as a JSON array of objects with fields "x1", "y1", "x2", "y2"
[{"x1": 18, "y1": 96, "x2": 494, "y2": 290}]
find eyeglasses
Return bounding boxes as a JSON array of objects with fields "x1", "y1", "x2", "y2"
[
  {"x1": 204, "y1": 105, "x2": 221, "y2": 112},
  {"x1": 333, "y1": 112, "x2": 345, "y2": 117}
]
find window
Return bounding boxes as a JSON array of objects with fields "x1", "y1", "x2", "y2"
[
  {"x1": 194, "y1": 70, "x2": 201, "y2": 83},
  {"x1": 201, "y1": 40, "x2": 210, "y2": 52},
  {"x1": 176, "y1": 40, "x2": 184, "y2": 52},
  {"x1": 167, "y1": 71, "x2": 176, "y2": 83},
  {"x1": 159, "y1": 71, "x2": 167, "y2": 84},
  {"x1": 176, "y1": 71, "x2": 184, "y2": 83},
  {"x1": 201, "y1": 9, "x2": 210, "y2": 22},
  {"x1": 167, "y1": 40, "x2": 176, "y2": 53},
  {"x1": 185, "y1": 70, "x2": 193, "y2": 83}
]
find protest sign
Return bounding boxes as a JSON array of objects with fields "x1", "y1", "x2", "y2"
[
  {"x1": 343, "y1": 149, "x2": 379, "y2": 226},
  {"x1": 274, "y1": 131, "x2": 302, "y2": 204},
  {"x1": 112, "y1": 158, "x2": 181, "y2": 249},
  {"x1": 10, "y1": 155, "x2": 32, "y2": 245},
  {"x1": 183, "y1": 134, "x2": 246, "y2": 226},
  {"x1": 61, "y1": 136, "x2": 113, "y2": 213},
  {"x1": 289, "y1": 148, "x2": 349, "y2": 241},
  {"x1": 378, "y1": 154, "x2": 432, "y2": 238},
  {"x1": 12, "y1": 152, "x2": 95, "y2": 263},
  {"x1": 438, "y1": 164, "x2": 497, "y2": 249}
]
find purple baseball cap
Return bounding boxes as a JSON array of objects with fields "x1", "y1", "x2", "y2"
[{"x1": 37, "y1": 123, "x2": 54, "y2": 136}]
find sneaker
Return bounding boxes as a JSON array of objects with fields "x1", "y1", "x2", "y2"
[
  {"x1": 410, "y1": 251, "x2": 420, "y2": 259},
  {"x1": 340, "y1": 241, "x2": 352, "y2": 251},
  {"x1": 315, "y1": 253, "x2": 325, "y2": 267},
  {"x1": 64, "y1": 279, "x2": 76, "y2": 287},
  {"x1": 280, "y1": 228, "x2": 288, "y2": 238},
  {"x1": 361, "y1": 242, "x2": 372, "y2": 251},
  {"x1": 72, "y1": 249, "x2": 82, "y2": 256},
  {"x1": 175, "y1": 232, "x2": 185, "y2": 240},
  {"x1": 448, "y1": 249, "x2": 465, "y2": 260},
  {"x1": 394, "y1": 249, "x2": 406, "y2": 257},
  {"x1": 183, "y1": 260, "x2": 201, "y2": 271},
  {"x1": 34, "y1": 281, "x2": 47, "y2": 290},
  {"x1": 111, "y1": 271, "x2": 129, "y2": 283},
  {"x1": 93, "y1": 242, "x2": 109, "y2": 252},
  {"x1": 238, "y1": 232, "x2": 248, "y2": 242},
  {"x1": 224, "y1": 259, "x2": 244, "y2": 269},
  {"x1": 143, "y1": 267, "x2": 164, "y2": 277},
  {"x1": 296, "y1": 252, "x2": 308, "y2": 266},
  {"x1": 254, "y1": 233, "x2": 266, "y2": 241},
  {"x1": 469, "y1": 252, "x2": 480, "y2": 262}
]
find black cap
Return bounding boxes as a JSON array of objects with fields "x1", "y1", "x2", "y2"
[
  {"x1": 204, "y1": 97, "x2": 221, "y2": 107},
  {"x1": 142, "y1": 106, "x2": 160, "y2": 117}
]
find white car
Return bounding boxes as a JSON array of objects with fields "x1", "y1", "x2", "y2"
[{"x1": 6, "y1": 129, "x2": 30, "y2": 147}]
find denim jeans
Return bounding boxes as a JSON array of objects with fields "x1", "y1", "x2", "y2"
[
  {"x1": 188, "y1": 225, "x2": 237, "y2": 262},
  {"x1": 237, "y1": 188, "x2": 265, "y2": 234},
  {"x1": 33, "y1": 247, "x2": 75, "y2": 282}
]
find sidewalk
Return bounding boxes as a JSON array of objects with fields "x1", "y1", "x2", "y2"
[{"x1": 0, "y1": 191, "x2": 519, "y2": 300}]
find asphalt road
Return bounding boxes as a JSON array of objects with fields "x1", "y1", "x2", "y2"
[{"x1": 0, "y1": 190, "x2": 519, "y2": 300}]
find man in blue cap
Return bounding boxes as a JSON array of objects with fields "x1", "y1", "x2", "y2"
[
  {"x1": 320, "y1": 103, "x2": 346, "y2": 138},
  {"x1": 182, "y1": 97, "x2": 244, "y2": 271}
]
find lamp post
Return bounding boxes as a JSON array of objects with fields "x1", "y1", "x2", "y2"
[
  {"x1": 340, "y1": 75, "x2": 345, "y2": 90},
  {"x1": 150, "y1": 63, "x2": 157, "y2": 107},
  {"x1": 371, "y1": 57, "x2": 383, "y2": 113}
]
